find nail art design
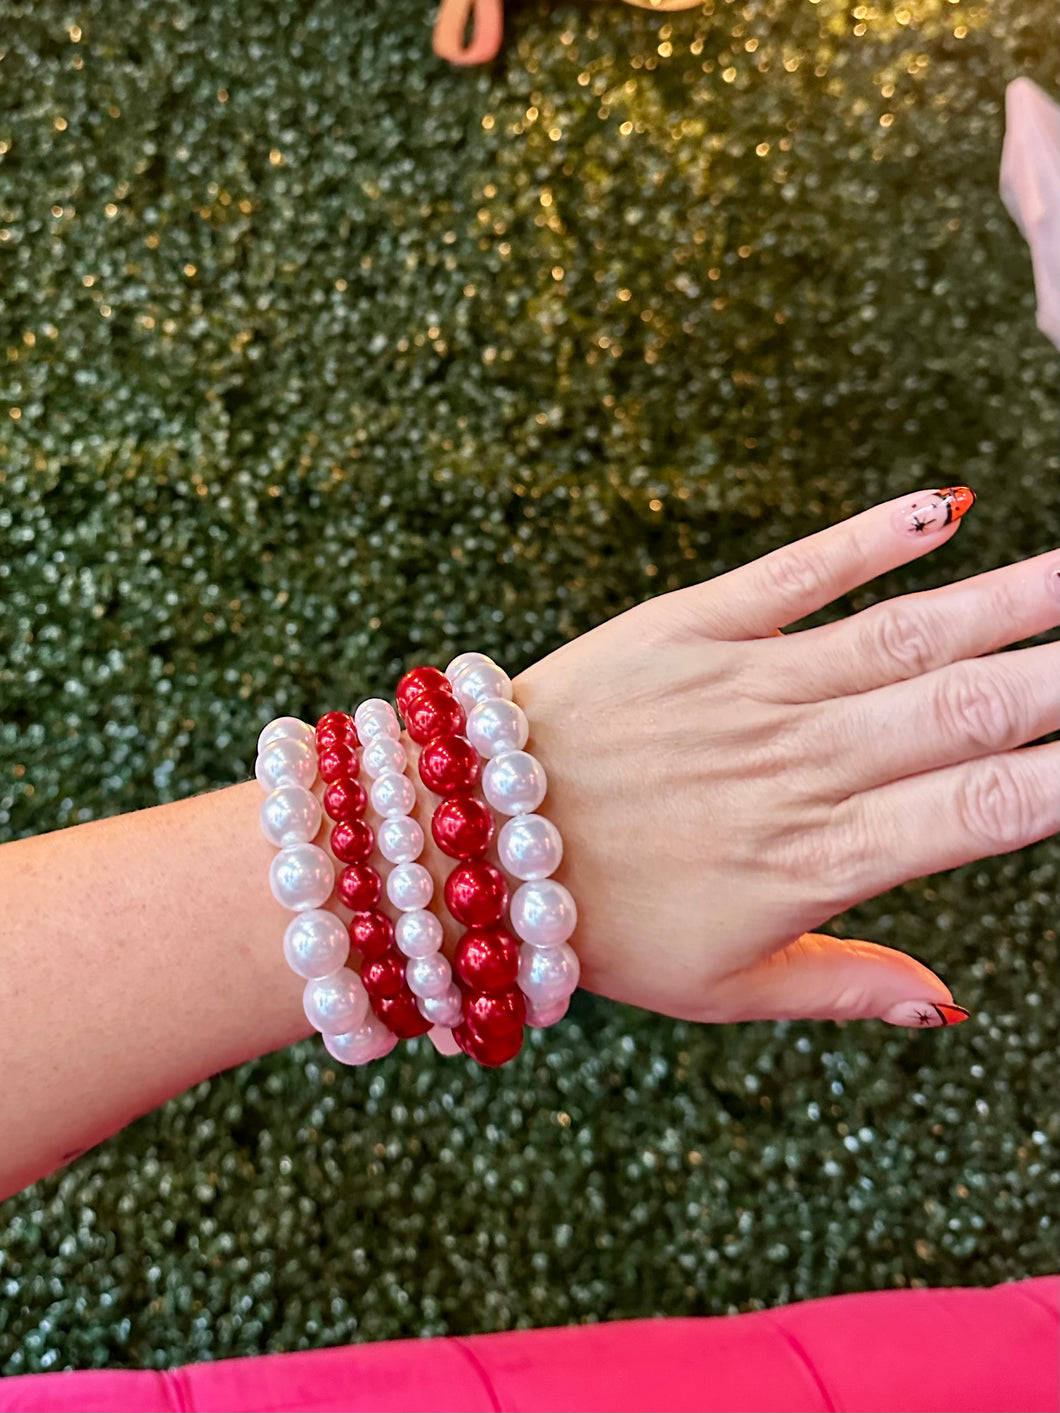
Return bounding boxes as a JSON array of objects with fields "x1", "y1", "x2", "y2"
[
  {"x1": 898, "y1": 486, "x2": 976, "y2": 537},
  {"x1": 882, "y1": 1000, "x2": 970, "y2": 1028}
]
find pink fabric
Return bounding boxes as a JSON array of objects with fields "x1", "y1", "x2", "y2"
[{"x1": 2, "y1": 1278, "x2": 1056, "y2": 1413}]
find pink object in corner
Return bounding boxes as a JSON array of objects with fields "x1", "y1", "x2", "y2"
[
  {"x1": 1001, "y1": 78, "x2": 1060, "y2": 349},
  {"x1": 0, "y1": 1277, "x2": 1057, "y2": 1412}
]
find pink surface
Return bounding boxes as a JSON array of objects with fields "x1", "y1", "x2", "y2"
[{"x1": 2, "y1": 1278, "x2": 1057, "y2": 1413}]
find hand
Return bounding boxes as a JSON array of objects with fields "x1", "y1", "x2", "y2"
[{"x1": 514, "y1": 489, "x2": 1059, "y2": 1028}]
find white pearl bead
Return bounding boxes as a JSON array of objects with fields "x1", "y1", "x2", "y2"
[
  {"x1": 454, "y1": 661, "x2": 513, "y2": 712},
  {"x1": 482, "y1": 751, "x2": 547, "y2": 816},
  {"x1": 260, "y1": 784, "x2": 322, "y2": 848},
  {"x1": 445, "y1": 651, "x2": 495, "y2": 685},
  {"x1": 498, "y1": 814, "x2": 563, "y2": 881},
  {"x1": 354, "y1": 698, "x2": 396, "y2": 734},
  {"x1": 406, "y1": 953, "x2": 453, "y2": 999},
  {"x1": 465, "y1": 698, "x2": 529, "y2": 758},
  {"x1": 269, "y1": 843, "x2": 334, "y2": 912},
  {"x1": 377, "y1": 814, "x2": 424, "y2": 864},
  {"x1": 283, "y1": 910, "x2": 349, "y2": 979},
  {"x1": 517, "y1": 942, "x2": 580, "y2": 1007},
  {"x1": 362, "y1": 736, "x2": 407, "y2": 780},
  {"x1": 257, "y1": 716, "x2": 315, "y2": 755},
  {"x1": 303, "y1": 970, "x2": 368, "y2": 1035},
  {"x1": 395, "y1": 909, "x2": 443, "y2": 958},
  {"x1": 323, "y1": 1014, "x2": 397, "y2": 1065},
  {"x1": 418, "y1": 985, "x2": 464, "y2": 1027},
  {"x1": 255, "y1": 736, "x2": 316, "y2": 793},
  {"x1": 526, "y1": 997, "x2": 570, "y2": 1029},
  {"x1": 370, "y1": 771, "x2": 416, "y2": 819},
  {"x1": 386, "y1": 861, "x2": 434, "y2": 912},
  {"x1": 510, "y1": 879, "x2": 577, "y2": 947},
  {"x1": 357, "y1": 710, "x2": 401, "y2": 743}
]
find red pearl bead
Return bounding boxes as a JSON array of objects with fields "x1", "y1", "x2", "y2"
[
  {"x1": 374, "y1": 988, "x2": 433, "y2": 1039},
  {"x1": 431, "y1": 794, "x2": 495, "y2": 859},
  {"x1": 336, "y1": 864, "x2": 381, "y2": 911},
  {"x1": 444, "y1": 861, "x2": 508, "y2": 927},
  {"x1": 330, "y1": 818, "x2": 374, "y2": 864},
  {"x1": 348, "y1": 910, "x2": 394, "y2": 961},
  {"x1": 465, "y1": 985, "x2": 526, "y2": 1042},
  {"x1": 323, "y1": 777, "x2": 367, "y2": 822},
  {"x1": 361, "y1": 951, "x2": 406, "y2": 999},
  {"x1": 316, "y1": 712, "x2": 359, "y2": 749},
  {"x1": 453, "y1": 1023, "x2": 523, "y2": 1067},
  {"x1": 396, "y1": 665, "x2": 451, "y2": 714},
  {"x1": 404, "y1": 688, "x2": 466, "y2": 746},
  {"x1": 454, "y1": 927, "x2": 519, "y2": 991},
  {"x1": 418, "y1": 734, "x2": 481, "y2": 796},
  {"x1": 318, "y1": 742, "x2": 358, "y2": 784}
]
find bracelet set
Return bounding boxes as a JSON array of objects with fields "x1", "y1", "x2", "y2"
[{"x1": 254, "y1": 655, "x2": 580, "y2": 1068}]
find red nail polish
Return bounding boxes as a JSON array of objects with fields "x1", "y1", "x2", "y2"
[
  {"x1": 936, "y1": 486, "x2": 976, "y2": 523},
  {"x1": 933, "y1": 1002, "x2": 970, "y2": 1026},
  {"x1": 895, "y1": 487, "x2": 976, "y2": 538}
]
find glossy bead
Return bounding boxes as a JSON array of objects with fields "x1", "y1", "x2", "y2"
[
  {"x1": 373, "y1": 988, "x2": 433, "y2": 1039},
  {"x1": 336, "y1": 864, "x2": 381, "y2": 911},
  {"x1": 362, "y1": 951, "x2": 406, "y2": 999},
  {"x1": 453, "y1": 661, "x2": 513, "y2": 712},
  {"x1": 465, "y1": 697, "x2": 529, "y2": 758},
  {"x1": 256, "y1": 736, "x2": 317, "y2": 792},
  {"x1": 348, "y1": 909, "x2": 395, "y2": 960},
  {"x1": 517, "y1": 941, "x2": 580, "y2": 1007},
  {"x1": 482, "y1": 750, "x2": 547, "y2": 816},
  {"x1": 370, "y1": 771, "x2": 416, "y2": 819},
  {"x1": 454, "y1": 1023, "x2": 523, "y2": 1067},
  {"x1": 353, "y1": 698, "x2": 397, "y2": 735},
  {"x1": 454, "y1": 927, "x2": 520, "y2": 992},
  {"x1": 498, "y1": 813, "x2": 563, "y2": 881},
  {"x1": 259, "y1": 716, "x2": 316, "y2": 754},
  {"x1": 283, "y1": 909, "x2": 349, "y2": 979},
  {"x1": 386, "y1": 861, "x2": 434, "y2": 912},
  {"x1": 404, "y1": 688, "x2": 466, "y2": 745},
  {"x1": 357, "y1": 709, "x2": 401, "y2": 743},
  {"x1": 396, "y1": 665, "x2": 449, "y2": 712},
  {"x1": 330, "y1": 818, "x2": 374, "y2": 864},
  {"x1": 318, "y1": 742, "x2": 359, "y2": 784},
  {"x1": 465, "y1": 986, "x2": 526, "y2": 1041},
  {"x1": 406, "y1": 952, "x2": 453, "y2": 1000},
  {"x1": 417, "y1": 985, "x2": 464, "y2": 1028},
  {"x1": 323, "y1": 777, "x2": 367, "y2": 822},
  {"x1": 315, "y1": 712, "x2": 358, "y2": 749},
  {"x1": 303, "y1": 970, "x2": 368, "y2": 1035},
  {"x1": 526, "y1": 997, "x2": 570, "y2": 1029},
  {"x1": 395, "y1": 909, "x2": 444, "y2": 958},
  {"x1": 377, "y1": 814, "x2": 424, "y2": 865},
  {"x1": 269, "y1": 843, "x2": 334, "y2": 912},
  {"x1": 445, "y1": 651, "x2": 495, "y2": 685},
  {"x1": 362, "y1": 736, "x2": 407, "y2": 780},
  {"x1": 509, "y1": 879, "x2": 577, "y2": 947},
  {"x1": 431, "y1": 794, "x2": 494, "y2": 859},
  {"x1": 444, "y1": 861, "x2": 508, "y2": 927},
  {"x1": 323, "y1": 1014, "x2": 397, "y2": 1065},
  {"x1": 260, "y1": 784, "x2": 322, "y2": 847},
  {"x1": 418, "y1": 734, "x2": 480, "y2": 796}
]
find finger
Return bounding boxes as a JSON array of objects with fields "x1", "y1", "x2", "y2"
[
  {"x1": 825, "y1": 642, "x2": 1060, "y2": 794},
  {"x1": 779, "y1": 549, "x2": 1060, "y2": 700},
  {"x1": 710, "y1": 932, "x2": 968, "y2": 1028},
  {"x1": 432, "y1": 0, "x2": 504, "y2": 65},
  {"x1": 682, "y1": 487, "x2": 975, "y2": 640}
]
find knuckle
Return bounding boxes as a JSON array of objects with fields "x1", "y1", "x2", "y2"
[
  {"x1": 770, "y1": 547, "x2": 832, "y2": 609},
  {"x1": 775, "y1": 816, "x2": 872, "y2": 909},
  {"x1": 956, "y1": 761, "x2": 1036, "y2": 848},
  {"x1": 863, "y1": 601, "x2": 938, "y2": 679},
  {"x1": 934, "y1": 668, "x2": 1018, "y2": 750}
]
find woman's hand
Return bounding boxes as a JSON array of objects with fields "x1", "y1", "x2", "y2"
[{"x1": 515, "y1": 489, "x2": 1059, "y2": 1028}]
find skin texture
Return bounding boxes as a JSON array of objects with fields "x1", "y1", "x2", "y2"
[{"x1": 0, "y1": 492, "x2": 1056, "y2": 1201}]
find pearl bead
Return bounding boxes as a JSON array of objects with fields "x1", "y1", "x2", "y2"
[
  {"x1": 444, "y1": 861, "x2": 508, "y2": 928},
  {"x1": 465, "y1": 986, "x2": 526, "y2": 1041},
  {"x1": 465, "y1": 698, "x2": 529, "y2": 758},
  {"x1": 453, "y1": 661, "x2": 513, "y2": 711},
  {"x1": 336, "y1": 864, "x2": 381, "y2": 911},
  {"x1": 373, "y1": 989, "x2": 433, "y2": 1039},
  {"x1": 317, "y1": 743, "x2": 358, "y2": 784},
  {"x1": 482, "y1": 751, "x2": 547, "y2": 816},
  {"x1": 418, "y1": 985, "x2": 464, "y2": 1027},
  {"x1": 303, "y1": 970, "x2": 368, "y2": 1035},
  {"x1": 257, "y1": 716, "x2": 315, "y2": 755},
  {"x1": 498, "y1": 814, "x2": 563, "y2": 881},
  {"x1": 255, "y1": 736, "x2": 317, "y2": 793},
  {"x1": 323, "y1": 777, "x2": 368, "y2": 822},
  {"x1": 329, "y1": 818, "x2": 374, "y2": 864},
  {"x1": 362, "y1": 952, "x2": 406, "y2": 998},
  {"x1": 348, "y1": 909, "x2": 395, "y2": 960},
  {"x1": 396, "y1": 665, "x2": 450, "y2": 713},
  {"x1": 404, "y1": 688, "x2": 466, "y2": 746},
  {"x1": 395, "y1": 909, "x2": 444, "y2": 958},
  {"x1": 358, "y1": 709, "x2": 401, "y2": 743},
  {"x1": 269, "y1": 843, "x2": 334, "y2": 912},
  {"x1": 454, "y1": 927, "x2": 520, "y2": 992},
  {"x1": 406, "y1": 953, "x2": 453, "y2": 999},
  {"x1": 260, "y1": 784, "x2": 323, "y2": 847},
  {"x1": 526, "y1": 997, "x2": 570, "y2": 1029},
  {"x1": 509, "y1": 879, "x2": 578, "y2": 947},
  {"x1": 445, "y1": 651, "x2": 495, "y2": 682},
  {"x1": 354, "y1": 698, "x2": 396, "y2": 734},
  {"x1": 517, "y1": 942, "x2": 580, "y2": 1007},
  {"x1": 377, "y1": 814, "x2": 424, "y2": 864},
  {"x1": 386, "y1": 861, "x2": 434, "y2": 912},
  {"x1": 454, "y1": 1023, "x2": 523, "y2": 1067},
  {"x1": 361, "y1": 736, "x2": 407, "y2": 780},
  {"x1": 418, "y1": 734, "x2": 480, "y2": 795},
  {"x1": 323, "y1": 1014, "x2": 397, "y2": 1065},
  {"x1": 370, "y1": 771, "x2": 416, "y2": 818},
  {"x1": 283, "y1": 910, "x2": 350, "y2": 979},
  {"x1": 430, "y1": 794, "x2": 494, "y2": 859}
]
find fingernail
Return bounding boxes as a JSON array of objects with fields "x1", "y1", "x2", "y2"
[
  {"x1": 894, "y1": 486, "x2": 976, "y2": 537},
  {"x1": 882, "y1": 1000, "x2": 970, "y2": 1028}
]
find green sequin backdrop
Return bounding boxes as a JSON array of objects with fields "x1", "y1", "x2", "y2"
[{"x1": 0, "y1": 0, "x2": 1057, "y2": 1375}]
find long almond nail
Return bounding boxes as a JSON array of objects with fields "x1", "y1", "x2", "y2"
[
  {"x1": 882, "y1": 1000, "x2": 970, "y2": 1028},
  {"x1": 894, "y1": 486, "x2": 976, "y2": 538}
]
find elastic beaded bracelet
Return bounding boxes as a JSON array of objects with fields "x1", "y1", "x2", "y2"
[
  {"x1": 448, "y1": 656, "x2": 581, "y2": 1030},
  {"x1": 255, "y1": 715, "x2": 395, "y2": 1067}
]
